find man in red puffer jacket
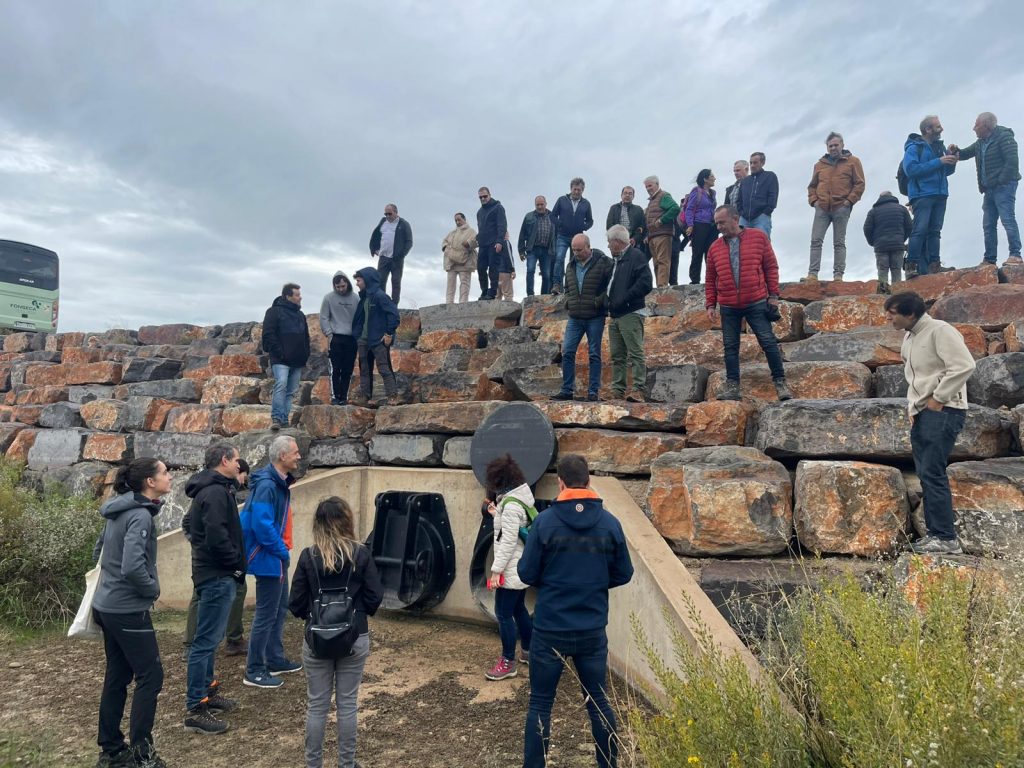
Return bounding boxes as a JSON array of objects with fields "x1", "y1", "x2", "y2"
[{"x1": 705, "y1": 204, "x2": 792, "y2": 402}]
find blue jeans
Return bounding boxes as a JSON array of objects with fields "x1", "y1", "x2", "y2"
[
  {"x1": 982, "y1": 180, "x2": 1021, "y2": 262},
  {"x1": 186, "y1": 576, "x2": 236, "y2": 709},
  {"x1": 526, "y1": 247, "x2": 553, "y2": 296},
  {"x1": 247, "y1": 572, "x2": 290, "y2": 677},
  {"x1": 908, "y1": 195, "x2": 948, "y2": 273},
  {"x1": 551, "y1": 234, "x2": 573, "y2": 290},
  {"x1": 494, "y1": 587, "x2": 533, "y2": 661},
  {"x1": 720, "y1": 300, "x2": 785, "y2": 383},
  {"x1": 739, "y1": 213, "x2": 772, "y2": 239},
  {"x1": 911, "y1": 407, "x2": 965, "y2": 540},
  {"x1": 271, "y1": 363, "x2": 303, "y2": 425},
  {"x1": 523, "y1": 628, "x2": 617, "y2": 768},
  {"x1": 560, "y1": 316, "x2": 605, "y2": 398}
]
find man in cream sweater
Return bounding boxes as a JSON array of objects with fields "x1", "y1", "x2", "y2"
[{"x1": 884, "y1": 291, "x2": 976, "y2": 554}]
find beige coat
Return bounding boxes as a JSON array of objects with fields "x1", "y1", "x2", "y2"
[
  {"x1": 442, "y1": 225, "x2": 478, "y2": 272},
  {"x1": 490, "y1": 483, "x2": 534, "y2": 590},
  {"x1": 901, "y1": 313, "x2": 976, "y2": 416}
]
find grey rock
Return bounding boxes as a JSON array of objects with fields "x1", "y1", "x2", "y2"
[
  {"x1": 948, "y1": 458, "x2": 1024, "y2": 557},
  {"x1": 120, "y1": 357, "x2": 185, "y2": 384},
  {"x1": 755, "y1": 399, "x2": 1012, "y2": 460},
  {"x1": 486, "y1": 326, "x2": 535, "y2": 346},
  {"x1": 418, "y1": 301, "x2": 522, "y2": 333},
  {"x1": 218, "y1": 322, "x2": 260, "y2": 343},
  {"x1": 442, "y1": 436, "x2": 472, "y2": 468},
  {"x1": 27, "y1": 429, "x2": 87, "y2": 470},
  {"x1": 307, "y1": 439, "x2": 370, "y2": 467},
  {"x1": 14, "y1": 350, "x2": 62, "y2": 363},
  {"x1": 369, "y1": 434, "x2": 446, "y2": 466},
  {"x1": 98, "y1": 344, "x2": 139, "y2": 362},
  {"x1": 21, "y1": 461, "x2": 112, "y2": 498},
  {"x1": 90, "y1": 329, "x2": 139, "y2": 346},
  {"x1": 0, "y1": 423, "x2": 27, "y2": 453},
  {"x1": 966, "y1": 352, "x2": 1024, "y2": 409},
  {"x1": 134, "y1": 432, "x2": 215, "y2": 469},
  {"x1": 647, "y1": 365, "x2": 711, "y2": 403},
  {"x1": 644, "y1": 285, "x2": 707, "y2": 317},
  {"x1": 68, "y1": 385, "x2": 116, "y2": 404},
  {"x1": 782, "y1": 329, "x2": 905, "y2": 368},
  {"x1": 39, "y1": 402, "x2": 84, "y2": 429},
  {"x1": 503, "y1": 365, "x2": 563, "y2": 401},
  {"x1": 132, "y1": 345, "x2": 189, "y2": 360},
  {"x1": 115, "y1": 379, "x2": 200, "y2": 402},
  {"x1": 873, "y1": 364, "x2": 908, "y2": 398},
  {"x1": 183, "y1": 355, "x2": 209, "y2": 373},
  {"x1": 486, "y1": 342, "x2": 561, "y2": 381},
  {"x1": 188, "y1": 338, "x2": 228, "y2": 357},
  {"x1": 301, "y1": 352, "x2": 330, "y2": 381}
]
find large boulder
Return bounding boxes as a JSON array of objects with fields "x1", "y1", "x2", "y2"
[
  {"x1": 802, "y1": 295, "x2": 889, "y2": 334},
  {"x1": 299, "y1": 405, "x2": 375, "y2": 439},
  {"x1": 124, "y1": 397, "x2": 177, "y2": 432},
  {"x1": 794, "y1": 460, "x2": 909, "y2": 556},
  {"x1": 684, "y1": 401, "x2": 756, "y2": 446},
  {"x1": 411, "y1": 372, "x2": 499, "y2": 403},
  {"x1": 646, "y1": 365, "x2": 710, "y2": 403},
  {"x1": 26, "y1": 429, "x2": 87, "y2": 470},
  {"x1": 83, "y1": 433, "x2": 134, "y2": 463},
  {"x1": 966, "y1": 353, "x2": 1024, "y2": 409},
  {"x1": 68, "y1": 385, "x2": 116, "y2": 404},
  {"x1": 374, "y1": 401, "x2": 503, "y2": 435},
  {"x1": 647, "y1": 446, "x2": 793, "y2": 556},
  {"x1": 38, "y1": 402, "x2": 84, "y2": 429},
  {"x1": 416, "y1": 329, "x2": 484, "y2": 354},
  {"x1": 521, "y1": 295, "x2": 570, "y2": 328},
  {"x1": 80, "y1": 399, "x2": 129, "y2": 432},
  {"x1": 307, "y1": 438, "x2": 370, "y2": 467},
  {"x1": 0, "y1": 422, "x2": 26, "y2": 454},
  {"x1": 5, "y1": 428, "x2": 37, "y2": 461},
  {"x1": 61, "y1": 348, "x2": 104, "y2": 365},
  {"x1": 782, "y1": 329, "x2": 905, "y2": 368},
  {"x1": 14, "y1": 386, "x2": 69, "y2": 405},
  {"x1": 113, "y1": 379, "x2": 201, "y2": 402},
  {"x1": 441, "y1": 436, "x2": 472, "y2": 468},
  {"x1": 778, "y1": 279, "x2": 879, "y2": 304},
  {"x1": 644, "y1": 285, "x2": 708, "y2": 316},
  {"x1": 134, "y1": 432, "x2": 215, "y2": 468},
  {"x1": 120, "y1": 357, "x2": 184, "y2": 383},
  {"x1": 485, "y1": 342, "x2": 561, "y2": 381},
  {"x1": 755, "y1": 399, "x2": 1012, "y2": 460},
  {"x1": 23, "y1": 362, "x2": 66, "y2": 387},
  {"x1": 706, "y1": 361, "x2": 872, "y2": 402},
  {"x1": 873, "y1": 364, "x2": 908, "y2": 398},
  {"x1": 948, "y1": 458, "x2": 1024, "y2": 556},
  {"x1": 200, "y1": 375, "x2": 263, "y2": 405},
  {"x1": 418, "y1": 301, "x2": 521, "y2": 333},
  {"x1": 555, "y1": 428, "x2": 686, "y2": 475},
  {"x1": 368, "y1": 434, "x2": 446, "y2": 466},
  {"x1": 137, "y1": 323, "x2": 205, "y2": 346},
  {"x1": 930, "y1": 284, "x2": 1024, "y2": 330},
  {"x1": 220, "y1": 405, "x2": 274, "y2": 436},
  {"x1": 65, "y1": 361, "x2": 123, "y2": 385},
  {"x1": 899, "y1": 264, "x2": 1000, "y2": 303},
  {"x1": 503, "y1": 365, "x2": 564, "y2": 401},
  {"x1": 534, "y1": 401, "x2": 687, "y2": 432},
  {"x1": 164, "y1": 404, "x2": 224, "y2": 434}
]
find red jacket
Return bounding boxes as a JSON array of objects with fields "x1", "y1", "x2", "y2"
[{"x1": 705, "y1": 228, "x2": 780, "y2": 309}]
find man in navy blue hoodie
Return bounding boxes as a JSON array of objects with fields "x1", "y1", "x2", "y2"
[
  {"x1": 517, "y1": 454, "x2": 634, "y2": 768},
  {"x1": 349, "y1": 267, "x2": 401, "y2": 407}
]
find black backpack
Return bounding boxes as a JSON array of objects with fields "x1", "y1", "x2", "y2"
[
  {"x1": 307, "y1": 550, "x2": 360, "y2": 659},
  {"x1": 897, "y1": 143, "x2": 926, "y2": 197}
]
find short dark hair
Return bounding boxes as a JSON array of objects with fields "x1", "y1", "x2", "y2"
[
  {"x1": 478, "y1": 186, "x2": 490, "y2": 195},
  {"x1": 715, "y1": 204, "x2": 740, "y2": 220},
  {"x1": 485, "y1": 454, "x2": 527, "y2": 495},
  {"x1": 205, "y1": 443, "x2": 238, "y2": 470},
  {"x1": 570, "y1": 177, "x2": 585, "y2": 188},
  {"x1": 557, "y1": 454, "x2": 589, "y2": 488},
  {"x1": 282, "y1": 282, "x2": 300, "y2": 298},
  {"x1": 750, "y1": 151, "x2": 766, "y2": 163},
  {"x1": 621, "y1": 185, "x2": 634, "y2": 194},
  {"x1": 237, "y1": 458, "x2": 250, "y2": 474},
  {"x1": 884, "y1": 291, "x2": 926, "y2": 320}
]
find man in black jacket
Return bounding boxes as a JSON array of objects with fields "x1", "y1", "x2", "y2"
[
  {"x1": 369, "y1": 203, "x2": 413, "y2": 305},
  {"x1": 476, "y1": 187, "x2": 507, "y2": 300},
  {"x1": 863, "y1": 191, "x2": 913, "y2": 291},
  {"x1": 553, "y1": 234, "x2": 613, "y2": 402},
  {"x1": 551, "y1": 177, "x2": 595, "y2": 294},
  {"x1": 184, "y1": 443, "x2": 246, "y2": 735},
  {"x1": 262, "y1": 283, "x2": 310, "y2": 430},
  {"x1": 606, "y1": 225, "x2": 654, "y2": 401},
  {"x1": 738, "y1": 152, "x2": 780, "y2": 238},
  {"x1": 604, "y1": 186, "x2": 645, "y2": 248}
]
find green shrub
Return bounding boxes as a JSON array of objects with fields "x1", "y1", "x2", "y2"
[{"x1": 0, "y1": 458, "x2": 101, "y2": 628}]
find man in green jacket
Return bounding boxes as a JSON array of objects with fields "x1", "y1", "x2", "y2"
[
  {"x1": 949, "y1": 112, "x2": 1021, "y2": 266},
  {"x1": 552, "y1": 234, "x2": 613, "y2": 402}
]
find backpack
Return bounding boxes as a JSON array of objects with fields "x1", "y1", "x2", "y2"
[
  {"x1": 676, "y1": 193, "x2": 691, "y2": 229},
  {"x1": 897, "y1": 143, "x2": 925, "y2": 197},
  {"x1": 499, "y1": 497, "x2": 539, "y2": 544},
  {"x1": 306, "y1": 549, "x2": 359, "y2": 659}
]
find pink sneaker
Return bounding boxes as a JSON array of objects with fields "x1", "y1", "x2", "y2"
[{"x1": 485, "y1": 657, "x2": 517, "y2": 681}]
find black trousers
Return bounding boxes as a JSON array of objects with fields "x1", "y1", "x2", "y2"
[
  {"x1": 94, "y1": 609, "x2": 164, "y2": 755},
  {"x1": 328, "y1": 333, "x2": 358, "y2": 403},
  {"x1": 689, "y1": 222, "x2": 717, "y2": 284},
  {"x1": 478, "y1": 243, "x2": 502, "y2": 299},
  {"x1": 376, "y1": 255, "x2": 405, "y2": 305}
]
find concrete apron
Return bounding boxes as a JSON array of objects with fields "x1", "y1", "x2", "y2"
[{"x1": 152, "y1": 466, "x2": 763, "y2": 700}]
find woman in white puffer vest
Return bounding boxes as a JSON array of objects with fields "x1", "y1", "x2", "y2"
[{"x1": 483, "y1": 454, "x2": 535, "y2": 681}]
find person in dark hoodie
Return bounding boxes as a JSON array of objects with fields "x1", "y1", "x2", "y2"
[
  {"x1": 183, "y1": 444, "x2": 246, "y2": 736},
  {"x1": 902, "y1": 115, "x2": 958, "y2": 278},
  {"x1": 92, "y1": 457, "x2": 172, "y2": 768},
  {"x1": 863, "y1": 191, "x2": 913, "y2": 291},
  {"x1": 320, "y1": 272, "x2": 360, "y2": 405},
  {"x1": 517, "y1": 454, "x2": 633, "y2": 768},
  {"x1": 262, "y1": 283, "x2": 311, "y2": 429},
  {"x1": 476, "y1": 187, "x2": 507, "y2": 300},
  {"x1": 349, "y1": 267, "x2": 401, "y2": 407}
]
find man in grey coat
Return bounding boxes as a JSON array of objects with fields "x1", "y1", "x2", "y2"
[{"x1": 319, "y1": 271, "x2": 360, "y2": 405}]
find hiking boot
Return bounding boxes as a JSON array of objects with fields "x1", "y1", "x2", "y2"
[
  {"x1": 243, "y1": 672, "x2": 284, "y2": 689},
  {"x1": 348, "y1": 394, "x2": 370, "y2": 408},
  {"x1": 624, "y1": 389, "x2": 647, "y2": 403},
  {"x1": 832, "y1": 274, "x2": 844, "y2": 282},
  {"x1": 485, "y1": 657, "x2": 517, "y2": 681},
  {"x1": 385, "y1": 393, "x2": 406, "y2": 406},
  {"x1": 1005, "y1": 255, "x2": 1023, "y2": 265},
  {"x1": 224, "y1": 638, "x2": 246, "y2": 656},
  {"x1": 800, "y1": 273, "x2": 819, "y2": 282},
  {"x1": 586, "y1": 393, "x2": 601, "y2": 402},
  {"x1": 518, "y1": 650, "x2": 530, "y2": 665},
  {"x1": 910, "y1": 536, "x2": 963, "y2": 555},
  {"x1": 206, "y1": 692, "x2": 239, "y2": 713},
  {"x1": 774, "y1": 380, "x2": 793, "y2": 401},
  {"x1": 551, "y1": 392, "x2": 574, "y2": 401},
  {"x1": 610, "y1": 390, "x2": 626, "y2": 401},
  {"x1": 96, "y1": 747, "x2": 135, "y2": 768},
  {"x1": 904, "y1": 262, "x2": 919, "y2": 279},
  {"x1": 270, "y1": 421, "x2": 283, "y2": 431},
  {"x1": 929, "y1": 262, "x2": 954, "y2": 274},
  {"x1": 330, "y1": 398, "x2": 347, "y2": 406},
  {"x1": 877, "y1": 282, "x2": 890, "y2": 295},
  {"x1": 184, "y1": 703, "x2": 230, "y2": 735},
  {"x1": 718, "y1": 380, "x2": 741, "y2": 401},
  {"x1": 133, "y1": 742, "x2": 167, "y2": 768},
  {"x1": 268, "y1": 659, "x2": 302, "y2": 675}
]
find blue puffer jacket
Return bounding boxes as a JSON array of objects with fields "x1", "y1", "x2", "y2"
[
  {"x1": 903, "y1": 134, "x2": 956, "y2": 200},
  {"x1": 352, "y1": 267, "x2": 400, "y2": 346},
  {"x1": 241, "y1": 464, "x2": 294, "y2": 578}
]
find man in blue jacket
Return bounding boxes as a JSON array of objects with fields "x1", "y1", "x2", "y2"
[
  {"x1": 550, "y1": 177, "x2": 594, "y2": 294},
  {"x1": 349, "y1": 267, "x2": 402, "y2": 407},
  {"x1": 241, "y1": 435, "x2": 302, "y2": 689},
  {"x1": 517, "y1": 454, "x2": 634, "y2": 768},
  {"x1": 262, "y1": 283, "x2": 310, "y2": 430},
  {"x1": 903, "y1": 115, "x2": 958, "y2": 278}
]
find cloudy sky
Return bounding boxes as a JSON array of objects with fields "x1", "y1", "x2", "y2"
[{"x1": 2, "y1": 0, "x2": 1023, "y2": 332}]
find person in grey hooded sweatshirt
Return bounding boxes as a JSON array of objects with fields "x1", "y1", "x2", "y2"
[
  {"x1": 92, "y1": 457, "x2": 172, "y2": 768},
  {"x1": 319, "y1": 271, "x2": 360, "y2": 405}
]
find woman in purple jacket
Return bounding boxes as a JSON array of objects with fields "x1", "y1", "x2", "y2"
[{"x1": 683, "y1": 169, "x2": 718, "y2": 284}]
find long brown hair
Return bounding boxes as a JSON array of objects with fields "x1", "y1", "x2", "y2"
[{"x1": 312, "y1": 496, "x2": 357, "y2": 573}]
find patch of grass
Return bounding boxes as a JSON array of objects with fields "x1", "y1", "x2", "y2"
[
  {"x1": 0, "y1": 730, "x2": 88, "y2": 768},
  {"x1": 0, "y1": 458, "x2": 101, "y2": 629}
]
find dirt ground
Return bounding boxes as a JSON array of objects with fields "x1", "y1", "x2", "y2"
[{"x1": 0, "y1": 610, "x2": 638, "y2": 768}]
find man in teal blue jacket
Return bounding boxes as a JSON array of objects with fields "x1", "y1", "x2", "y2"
[{"x1": 903, "y1": 115, "x2": 958, "y2": 277}]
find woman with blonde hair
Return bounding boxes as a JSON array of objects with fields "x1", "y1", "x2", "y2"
[
  {"x1": 442, "y1": 211, "x2": 478, "y2": 303},
  {"x1": 289, "y1": 497, "x2": 383, "y2": 768}
]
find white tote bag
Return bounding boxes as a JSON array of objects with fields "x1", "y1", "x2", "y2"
[{"x1": 68, "y1": 564, "x2": 102, "y2": 640}]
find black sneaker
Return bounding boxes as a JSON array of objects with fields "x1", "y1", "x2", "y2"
[
  {"x1": 270, "y1": 421, "x2": 282, "y2": 431},
  {"x1": 133, "y1": 741, "x2": 167, "y2": 768},
  {"x1": 586, "y1": 394, "x2": 601, "y2": 402},
  {"x1": 96, "y1": 747, "x2": 135, "y2": 768},
  {"x1": 184, "y1": 703, "x2": 230, "y2": 735},
  {"x1": 206, "y1": 692, "x2": 239, "y2": 713},
  {"x1": 268, "y1": 658, "x2": 302, "y2": 675},
  {"x1": 551, "y1": 392, "x2": 574, "y2": 401}
]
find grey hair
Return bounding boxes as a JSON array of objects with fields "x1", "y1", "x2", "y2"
[
  {"x1": 826, "y1": 131, "x2": 843, "y2": 144},
  {"x1": 733, "y1": 160, "x2": 749, "y2": 169},
  {"x1": 606, "y1": 225, "x2": 630, "y2": 244},
  {"x1": 715, "y1": 204, "x2": 741, "y2": 220},
  {"x1": 920, "y1": 115, "x2": 939, "y2": 134},
  {"x1": 269, "y1": 435, "x2": 297, "y2": 463},
  {"x1": 978, "y1": 111, "x2": 998, "y2": 128},
  {"x1": 385, "y1": 202, "x2": 398, "y2": 212},
  {"x1": 570, "y1": 177, "x2": 585, "y2": 188},
  {"x1": 644, "y1": 175, "x2": 659, "y2": 185}
]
